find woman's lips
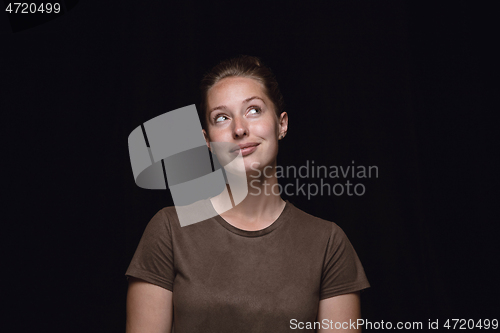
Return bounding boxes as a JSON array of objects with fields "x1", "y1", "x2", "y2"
[{"x1": 231, "y1": 144, "x2": 259, "y2": 156}]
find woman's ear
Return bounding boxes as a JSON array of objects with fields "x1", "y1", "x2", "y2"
[
  {"x1": 278, "y1": 112, "x2": 288, "y2": 139},
  {"x1": 202, "y1": 129, "x2": 211, "y2": 151}
]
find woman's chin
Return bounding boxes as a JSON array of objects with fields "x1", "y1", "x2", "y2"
[{"x1": 243, "y1": 161, "x2": 275, "y2": 179}]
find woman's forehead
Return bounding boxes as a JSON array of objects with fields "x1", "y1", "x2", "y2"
[{"x1": 208, "y1": 77, "x2": 267, "y2": 104}]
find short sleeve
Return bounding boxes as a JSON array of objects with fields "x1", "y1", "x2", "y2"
[
  {"x1": 125, "y1": 209, "x2": 175, "y2": 291},
  {"x1": 320, "y1": 223, "x2": 370, "y2": 300}
]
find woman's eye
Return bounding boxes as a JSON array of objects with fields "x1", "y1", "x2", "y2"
[
  {"x1": 248, "y1": 107, "x2": 261, "y2": 115},
  {"x1": 214, "y1": 114, "x2": 227, "y2": 123}
]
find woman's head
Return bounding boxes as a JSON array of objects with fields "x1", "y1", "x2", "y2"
[
  {"x1": 199, "y1": 55, "x2": 288, "y2": 173},
  {"x1": 199, "y1": 55, "x2": 285, "y2": 134}
]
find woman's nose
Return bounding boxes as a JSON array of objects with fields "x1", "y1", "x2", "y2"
[{"x1": 233, "y1": 117, "x2": 248, "y2": 139}]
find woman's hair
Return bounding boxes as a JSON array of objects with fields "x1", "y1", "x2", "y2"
[{"x1": 198, "y1": 55, "x2": 285, "y2": 132}]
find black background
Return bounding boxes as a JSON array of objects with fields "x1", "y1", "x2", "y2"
[{"x1": 2, "y1": 1, "x2": 498, "y2": 332}]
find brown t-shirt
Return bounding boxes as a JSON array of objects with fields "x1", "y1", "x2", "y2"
[{"x1": 125, "y1": 200, "x2": 370, "y2": 332}]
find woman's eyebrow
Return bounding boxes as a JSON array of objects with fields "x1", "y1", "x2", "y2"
[
  {"x1": 243, "y1": 96, "x2": 266, "y2": 105},
  {"x1": 209, "y1": 96, "x2": 266, "y2": 114},
  {"x1": 209, "y1": 104, "x2": 227, "y2": 114}
]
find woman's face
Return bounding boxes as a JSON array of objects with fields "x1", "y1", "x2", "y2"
[{"x1": 203, "y1": 76, "x2": 288, "y2": 175}]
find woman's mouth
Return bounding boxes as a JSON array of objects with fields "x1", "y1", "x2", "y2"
[{"x1": 231, "y1": 143, "x2": 260, "y2": 156}]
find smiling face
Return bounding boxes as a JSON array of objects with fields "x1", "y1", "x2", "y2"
[{"x1": 203, "y1": 76, "x2": 288, "y2": 176}]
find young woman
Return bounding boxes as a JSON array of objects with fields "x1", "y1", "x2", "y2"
[{"x1": 125, "y1": 55, "x2": 370, "y2": 332}]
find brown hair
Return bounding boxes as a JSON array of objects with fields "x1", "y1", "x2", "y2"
[{"x1": 198, "y1": 55, "x2": 285, "y2": 132}]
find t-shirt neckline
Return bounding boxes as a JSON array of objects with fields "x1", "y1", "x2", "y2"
[{"x1": 206, "y1": 199, "x2": 293, "y2": 237}]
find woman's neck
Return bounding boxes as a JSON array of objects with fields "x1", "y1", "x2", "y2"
[{"x1": 210, "y1": 167, "x2": 286, "y2": 230}]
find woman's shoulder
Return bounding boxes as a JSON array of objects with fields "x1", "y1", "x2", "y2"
[
  {"x1": 156, "y1": 198, "x2": 217, "y2": 228},
  {"x1": 140, "y1": 206, "x2": 175, "y2": 232},
  {"x1": 159, "y1": 205, "x2": 178, "y2": 218},
  {"x1": 286, "y1": 201, "x2": 344, "y2": 234}
]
